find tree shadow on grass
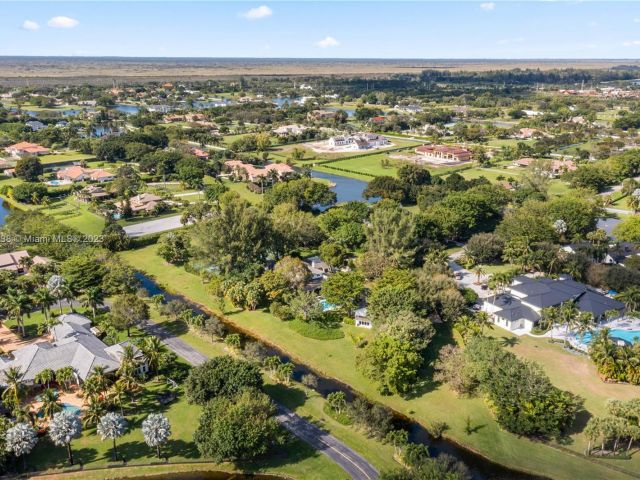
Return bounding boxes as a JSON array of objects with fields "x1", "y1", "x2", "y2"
[
  {"x1": 499, "y1": 336, "x2": 520, "y2": 348},
  {"x1": 233, "y1": 435, "x2": 324, "y2": 473},
  {"x1": 164, "y1": 439, "x2": 200, "y2": 459},
  {"x1": 117, "y1": 440, "x2": 154, "y2": 463},
  {"x1": 263, "y1": 383, "x2": 308, "y2": 411},
  {"x1": 160, "y1": 319, "x2": 189, "y2": 336}
]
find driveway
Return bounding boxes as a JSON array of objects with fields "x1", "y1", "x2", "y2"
[
  {"x1": 123, "y1": 215, "x2": 183, "y2": 238},
  {"x1": 448, "y1": 250, "x2": 491, "y2": 299},
  {"x1": 141, "y1": 320, "x2": 379, "y2": 480}
]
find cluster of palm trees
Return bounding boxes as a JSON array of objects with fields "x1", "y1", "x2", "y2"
[
  {"x1": 1, "y1": 366, "x2": 75, "y2": 423},
  {"x1": 589, "y1": 328, "x2": 640, "y2": 385},
  {"x1": 0, "y1": 273, "x2": 106, "y2": 339},
  {"x1": 82, "y1": 337, "x2": 166, "y2": 426},
  {"x1": 584, "y1": 399, "x2": 640, "y2": 457},
  {"x1": 539, "y1": 302, "x2": 595, "y2": 337},
  {"x1": 454, "y1": 311, "x2": 494, "y2": 343}
]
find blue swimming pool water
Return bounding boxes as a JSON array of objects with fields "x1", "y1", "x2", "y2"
[
  {"x1": 319, "y1": 299, "x2": 337, "y2": 312},
  {"x1": 62, "y1": 403, "x2": 82, "y2": 415},
  {"x1": 579, "y1": 329, "x2": 640, "y2": 345}
]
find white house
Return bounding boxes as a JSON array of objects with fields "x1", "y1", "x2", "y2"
[
  {"x1": 354, "y1": 308, "x2": 372, "y2": 329},
  {"x1": 482, "y1": 275, "x2": 624, "y2": 334}
]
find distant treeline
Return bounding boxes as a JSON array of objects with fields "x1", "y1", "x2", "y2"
[{"x1": 418, "y1": 68, "x2": 638, "y2": 85}]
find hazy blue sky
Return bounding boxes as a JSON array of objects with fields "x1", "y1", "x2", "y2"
[{"x1": 2, "y1": 1, "x2": 640, "y2": 58}]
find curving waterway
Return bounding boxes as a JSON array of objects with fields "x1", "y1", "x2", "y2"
[{"x1": 136, "y1": 273, "x2": 543, "y2": 480}]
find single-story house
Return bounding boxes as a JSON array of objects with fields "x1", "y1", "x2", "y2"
[
  {"x1": 56, "y1": 166, "x2": 115, "y2": 183},
  {"x1": 273, "y1": 124, "x2": 308, "y2": 136},
  {"x1": 114, "y1": 193, "x2": 164, "y2": 214},
  {"x1": 0, "y1": 250, "x2": 49, "y2": 273},
  {"x1": 224, "y1": 160, "x2": 294, "y2": 183},
  {"x1": 0, "y1": 314, "x2": 147, "y2": 386},
  {"x1": 415, "y1": 145, "x2": 472, "y2": 163},
  {"x1": 190, "y1": 148, "x2": 209, "y2": 160},
  {"x1": 354, "y1": 308, "x2": 372, "y2": 329},
  {"x1": 76, "y1": 184, "x2": 112, "y2": 203},
  {"x1": 5, "y1": 142, "x2": 50, "y2": 158},
  {"x1": 482, "y1": 275, "x2": 624, "y2": 333},
  {"x1": 513, "y1": 158, "x2": 577, "y2": 177}
]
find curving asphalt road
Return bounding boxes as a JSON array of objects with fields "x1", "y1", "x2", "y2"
[
  {"x1": 141, "y1": 320, "x2": 379, "y2": 480},
  {"x1": 123, "y1": 215, "x2": 184, "y2": 238}
]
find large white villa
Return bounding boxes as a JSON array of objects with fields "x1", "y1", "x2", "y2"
[{"x1": 482, "y1": 275, "x2": 624, "y2": 334}]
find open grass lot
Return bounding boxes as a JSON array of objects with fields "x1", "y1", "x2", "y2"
[
  {"x1": 485, "y1": 138, "x2": 534, "y2": 148},
  {"x1": 38, "y1": 196, "x2": 106, "y2": 236},
  {"x1": 325, "y1": 152, "x2": 400, "y2": 177},
  {"x1": 40, "y1": 152, "x2": 95, "y2": 166},
  {"x1": 120, "y1": 244, "x2": 640, "y2": 480}
]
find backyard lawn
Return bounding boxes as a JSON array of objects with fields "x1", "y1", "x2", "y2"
[
  {"x1": 40, "y1": 152, "x2": 95, "y2": 166},
  {"x1": 119, "y1": 244, "x2": 640, "y2": 480}
]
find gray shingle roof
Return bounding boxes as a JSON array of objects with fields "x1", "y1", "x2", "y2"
[{"x1": 0, "y1": 314, "x2": 128, "y2": 385}]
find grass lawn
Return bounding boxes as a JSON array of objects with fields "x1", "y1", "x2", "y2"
[
  {"x1": 40, "y1": 152, "x2": 95, "y2": 166},
  {"x1": 148, "y1": 308, "x2": 398, "y2": 475},
  {"x1": 17, "y1": 307, "x2": 351, "y2": 480},
  {"x1": 119, "y1": 244, "x2": 640, "y2": 480},
  {"x1": 216, "y1": 177, "x2": 263, "y2": 204},
  {"x1": 39, "y1": 196, "x2": 106, "y2": 236},
  {"x1": 325, "y1": 152, "x2": 400, "y2": 177},
  {"x1": 485, "y1": 138, "x2": 535, "y2": 148}
]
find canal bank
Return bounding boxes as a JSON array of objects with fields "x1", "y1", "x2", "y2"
[{"x1": 135, "y1": 272, "x2": 543, "y2": 480}]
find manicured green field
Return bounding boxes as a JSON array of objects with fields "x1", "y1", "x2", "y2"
[
  {"x1": 120, "y1": 245, "x2": 640, "y2": 480},
  {"x1": 40, "y1": 152, "x2": 95, "y2": 166}
]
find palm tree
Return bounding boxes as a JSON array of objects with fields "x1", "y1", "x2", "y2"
[
  {"x1": 109, "y1": 379, "x2": 128, "y2": 416},
  {"x1": 39, "y1": 388, "x2": 62, "y2": 420},
  {"x1": 117, "y1": 345, "x2": 138, "y2": 379},
  {"x1": 61, "y1": 284, "x2": 77, "y2": 312},
  {"x1": 472, "y1": 265, "x2": 486, "y2": 285},
  {"x1": 82, "y1": 399, "x2": 105, "y2": 428},
  {"x1": 616, "y1": 287, "x2": 640, "y2": 313},
  {"x1": 81, "y1": 287, "x2": 104, "y2": 319},
  {"x1": 138, "y1": 336, "x2": 165, "y2": 374},
  {"x1": 474, "y1": 311, "x2": 494, "y2": 335},
  {"x1": 33, "y1": 288, "x2": 55, "y2": 324},
  {"x1": 2, "y1": 367, "x2": 25, "y2": 410},
  {"x1": 2, "y1": 288, "x2": 32, "y2": 337},
  {"x1": 34, "y1": 368, "x2": 55, "y2": 389},
  {"x1": 86, "y1": 365, "x2": 110, "y2": 396},
  {"x1": 55, "y1": 366, "x2": 75, "y2": 392}
]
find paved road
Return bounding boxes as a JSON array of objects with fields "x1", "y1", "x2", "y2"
[
  {"x1": 276, "y1": 407, "x2": 379, "y2": 480},
  {"x1": 123, "y1": 215, "x2": 183, "y2": 238},
  {"x1": 141, "y1": 320, "x2": 378, "y2": 480}
]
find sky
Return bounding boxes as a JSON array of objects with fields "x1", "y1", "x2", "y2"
[{"x1": 2, "y1": 1, "x2": 640, "y2": 59}]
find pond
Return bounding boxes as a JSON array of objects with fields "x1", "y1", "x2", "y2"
[
  {"x1": 310, "y1": 170, "x2": 376, "y2": 209},
  {"x1": 0, "y1": 201, "x2": 12, "y2": 226},
  {"x1": 136, "y1": 273, "x2": 541, "y2": 480},
  {"x1": 324, "y1": 106, "x2": 355, "y2": 118},
  {"x1": 112, "y1": 104, "x2": 141, "y2": 115}
]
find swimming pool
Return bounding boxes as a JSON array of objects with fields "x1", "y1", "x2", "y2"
[
  {"x1": 319, "y1": 299, "x2": 337, "y2": 312},
  {"x1": 578, "y1": 329, "x2": 640, "y2": 345},
  {"x1": 62, "y1": 403, "x2": 82, "y2": 416}
]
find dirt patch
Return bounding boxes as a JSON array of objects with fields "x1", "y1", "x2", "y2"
[{"x1": 0, "y1": 325, "x2": 43, "y2": 354}]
